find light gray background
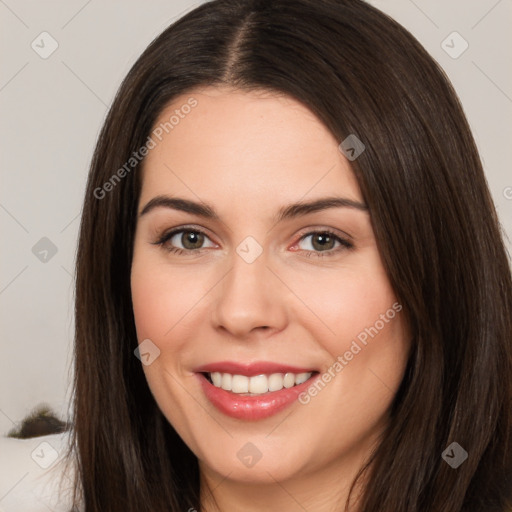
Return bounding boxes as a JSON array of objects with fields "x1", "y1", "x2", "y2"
[{"x1": 1, "y1": 0, "x2": 511, "y2": 435}]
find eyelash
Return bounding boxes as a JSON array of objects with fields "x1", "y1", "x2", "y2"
[{"x1": 153, "y1": 226, "x2": 353, "y2": 258}]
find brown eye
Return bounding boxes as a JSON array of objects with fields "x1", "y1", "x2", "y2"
[
  {"x1": 310, "y1": 233, "x2": 336, "y2": 251},
  {"x1": 154, "y1": 227, "x2": 216, "y2": 254},
  {"x1": 296, "y1": 230, "x2": 353, "y2": 258},
  {"x1": 178, "y1": 231, "x2": 205, "y2": 250}
]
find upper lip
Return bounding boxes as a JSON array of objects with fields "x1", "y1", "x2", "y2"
[{"x1": 194, "y1": 361, "x2": 318, "y2": 377}]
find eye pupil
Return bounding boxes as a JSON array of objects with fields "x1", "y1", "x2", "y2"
[
  {"x1": 312, "y1": 233, "x2": 334, "y2": 251},
  {"x1": 182, "y1": 231, "x2": 204, "y2": 249}
]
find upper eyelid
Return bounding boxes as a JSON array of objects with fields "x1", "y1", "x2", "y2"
[
  {"x1": 297, "y1": 227, "x2": 353, "y2": 244},
  {"x1": 156, "y1": 225, "x2": 217, "y2": 244}
]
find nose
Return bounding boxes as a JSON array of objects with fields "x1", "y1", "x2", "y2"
[{"x1": 210, "y1": 248, "x2": 288, "y2": 339}]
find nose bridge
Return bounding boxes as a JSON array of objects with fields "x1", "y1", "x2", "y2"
[{"x1": 211, "y1": 240, "x2": 286, "y2": 337}]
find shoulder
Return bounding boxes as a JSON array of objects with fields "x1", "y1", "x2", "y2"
[{"x1": 0, "y1": 432, "x2": 79, "y2": 511}]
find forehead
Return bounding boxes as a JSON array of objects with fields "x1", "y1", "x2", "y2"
[{"x1": 139, "y1": 86, "x2": 362, "y2": 210}]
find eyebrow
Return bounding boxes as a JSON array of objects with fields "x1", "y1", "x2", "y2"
[{"x1": 139, "y1": 195, "x2": 368, "y2": 222}]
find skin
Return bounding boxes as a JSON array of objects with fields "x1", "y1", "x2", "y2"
[{"x1": 130, "y1": 86, "x2": 410, "y2": 512}]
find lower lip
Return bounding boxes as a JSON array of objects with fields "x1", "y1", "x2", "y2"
[{"x1": 197, "y1": 373, "x2": 319, "y2": 420}]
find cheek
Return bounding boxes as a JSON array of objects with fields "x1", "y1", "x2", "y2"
[
  {"x1": 130, "y1": 252, "x2": 202, "y2": 342},
  {"x1": 279, "y1": 254, "x2": 409, "y2": 413},
  {"x1": 280, "y1": 256, "x2": 400, "y2": 354},
  {"x1": 287, "y1": 265, "x2": 408, "y2": 468},
  {"x1": 130, "y1": 267, "x2": 169, "y2": 342},
  {"x1": 130, "y1": 254, "x2": 207, "y2": 444}
]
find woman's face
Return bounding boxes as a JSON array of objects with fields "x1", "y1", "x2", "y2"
[{"x1": 131, "y1": 86, "x2": 410, "y2": 489}]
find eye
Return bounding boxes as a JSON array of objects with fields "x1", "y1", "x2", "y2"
[
  {"x1": 153, "y1": 226, "x2": 353, "y2": 258},
  {"x1": 294, "y1": 230, "x2": 353, "y2": 258},
  {"x1": 153, "y1": 227, "x2": 216, "y2": 254}
]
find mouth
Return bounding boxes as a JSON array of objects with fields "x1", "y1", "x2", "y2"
[
  {"x1": 194, "y1": 362, "x2": 320, "y2": 420},
  {"x1": 202, "y1": 370, "x2": 315, "y2": 396}
]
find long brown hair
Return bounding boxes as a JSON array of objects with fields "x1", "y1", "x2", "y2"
[{"x1": 68, "y1": 0, "x2": 512, "y2": 510}]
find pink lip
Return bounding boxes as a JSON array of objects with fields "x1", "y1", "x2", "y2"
[{"x1": 194, "y1": 361, "x2": 319, "y2": 421}]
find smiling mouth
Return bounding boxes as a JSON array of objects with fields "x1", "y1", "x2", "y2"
[{"x1": 202, "y1": 371, "x2": 319, "y2": 396}]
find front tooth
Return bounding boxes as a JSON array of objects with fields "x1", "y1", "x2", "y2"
[
  {"x1": 283, "y1": 372, "x2": 295, "y2": 388},
  {"x1": 231, "y1": 374, "x2": 249, "y2": 393},
  {"x1": 221, "y1": 373, "x2": 232, "y2": 391},
  {"x1": 249, "y1": 374, "x2": 268, "y2": 394},
  {"x1": 211, "y1": 372, "x2": 222, "y2": 387},
  {"x1": 295, "y1": 372, "x2": 311, "y2": 385},
  {"x1": 268, "y1": 373, "x2": 285, "y2": 392}
]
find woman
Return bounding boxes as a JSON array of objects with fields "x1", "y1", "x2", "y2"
[{"x1": 67, "y1": 0, "x2": 512, "y2": 510}]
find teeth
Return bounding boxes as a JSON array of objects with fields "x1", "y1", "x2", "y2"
[
  {"x1": 221, "y1": 373, "x2": 232, "y2": 391},
  {"x1": 207, "y1": 371, "x2": 314, "y2": 395},
  {"x1": 295, "y1": 372, "x2": 311, "y2": 385},
  {"x1": 283, "y1": 373, "x2": 295, "y2": 388},
  {"x1": 231, "y1": 375, "x2": 249, "y2": 393},
  {"x1": 211, "y1": 372, "x2": 222, "y2": 387},
  {"x1": 268, "y1": 373, "x2": 284, "y2": 392},
  {"x1": 248, "y1": 374, "x2": 268, "y2": 394}
]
